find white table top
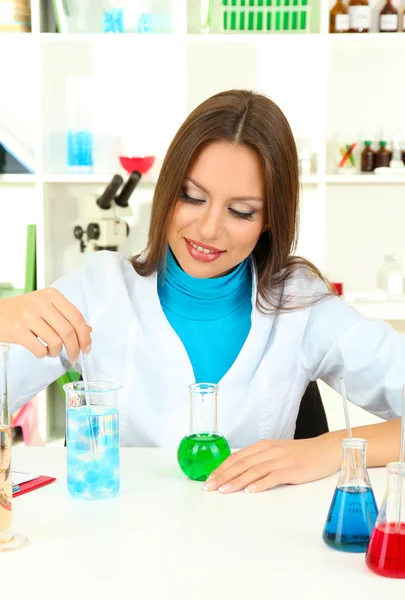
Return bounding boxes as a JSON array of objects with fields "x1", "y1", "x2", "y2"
[{"x1": 3, "y1": 448, "x2": 404, "y2": 599}]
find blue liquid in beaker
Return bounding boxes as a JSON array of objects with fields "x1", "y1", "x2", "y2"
[
  {"x1": 67, "y1": 405, "x2": 120, "y2": 500},
  {"x1": 323, "y1": 486, "x2": 378, "y2": 553},
  {"x1": 66, "y1": 130, "x2": 93, "y2": 170},
  {"x1": 103, "y1": 7, "x2": 124, "y2": 33}
]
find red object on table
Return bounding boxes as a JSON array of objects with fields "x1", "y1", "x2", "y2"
[
  {"x1": 119, "y1": 155, "x2": 155, "y2": 174},
  {"x1": 13, "y1": 475, "x2": 56, "y2": 497}
]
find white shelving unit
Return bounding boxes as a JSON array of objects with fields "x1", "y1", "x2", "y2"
[{"x1": 1, "y1": 0, "x2": 405, "y2": 437}]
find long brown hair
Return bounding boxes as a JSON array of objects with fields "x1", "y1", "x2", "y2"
[{"x1": 132, "y1": 89, "x2": 331, "y2": 312}]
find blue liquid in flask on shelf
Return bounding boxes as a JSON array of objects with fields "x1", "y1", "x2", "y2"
[
  {"x1": 323, "y1": 485, "x2": 378, "y2": 553},
  {"x1": 67, "y1": 405, "x2": 120, "y2": 500}
]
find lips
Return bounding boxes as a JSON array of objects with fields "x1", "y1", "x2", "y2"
[
  {"x1": 184, "y1": 238, "x2": 225, "y2": 263},
  {"x1": 185, "y1": 238, "x2": 224, "y2": 253}
]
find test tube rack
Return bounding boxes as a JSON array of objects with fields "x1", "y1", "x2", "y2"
[{"x1": 221, "y1": 0, "x2": 309, "y2": 33}]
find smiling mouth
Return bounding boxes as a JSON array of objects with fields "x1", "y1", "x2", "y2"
[{"x1": 185, "y1": 238, "x2": 225, "y2": 254}]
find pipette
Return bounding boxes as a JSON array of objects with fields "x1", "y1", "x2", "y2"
[
  {"x1": 80, "y1": 351, "x2": 97, "y2": 454},
  {"x1": 397, "y1": 384, "x2": 405, "y2": 528}
]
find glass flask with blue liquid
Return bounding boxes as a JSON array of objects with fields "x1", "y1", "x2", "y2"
[
  {"x1": 323, "y1": 438, "x2": 378, "y2": 553},
  {"x1": 64, "y1": 381, "x2": 122, "y2": 500}
]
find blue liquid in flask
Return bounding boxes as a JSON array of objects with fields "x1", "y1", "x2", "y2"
[{"x1": 323, "y1": 485, "x2": 378, "y2": 553}]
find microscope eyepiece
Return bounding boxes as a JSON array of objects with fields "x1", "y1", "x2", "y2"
[
  {"x1": 115, "y1": 171, "x2": 142, "y2": 208},
  {"x1": 96, "y1": 175, "x2": 124, "y2": 210}
]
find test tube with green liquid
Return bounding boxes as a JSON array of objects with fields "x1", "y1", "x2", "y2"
[
  {"x1": 292, "y1": 0, "x2": 298, "y2": 30},
  {"x1": 300, "y1": 0, "x2": 307, "y2": 31},
  {"x1": 266, "y1": 0, "x2": 272, "y2": 31},
  {"x1": 177, "y1": 383, "x2": 231, "y2": 481},
  {"x1": 257, "y1": 0, "x2": 263, "y2": 31},
  {"x1": 283, "y1": 0, "x2": 290, "y2": 30},
  {"x1": 239, "y1": 0, "x2": 246, "y2": 30},
  {"x1": 230, "y1": 0, "x2": 237, "y2": 30}
]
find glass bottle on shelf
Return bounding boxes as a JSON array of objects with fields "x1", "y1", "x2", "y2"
[
  {"x1": 377, "y1": 255, "x2": 404, "y2": 299},
  {"x1": 380, "y1": 1, "x2": 398, "y2": 33},
  {"x1": 361, "y1": 141, "x2": 375, "y2": 172},
  {"x1": 375, "y1": 141, "x2": 391, "y2": 168},
  {"x1": 330, "y1": 1, "x2": 350, "y2": 34},
  {"x1": 349, "y1": 0, "x2": 370, "y2": 33}
]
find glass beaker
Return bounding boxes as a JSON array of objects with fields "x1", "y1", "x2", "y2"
[
  {"x1": 366, "y1": 462, "x2": 405, "y2": 578},
  {"x1": 65, "y1": 77, "x2": 94, "y2": 173},
  {"x1": 64, "y1": 381, "x2": 121, "y2": 500},
  {"x1": 177, "y1": 383, "x2": 231, "y2": 481},
  {"x1": 103, "y1": 0, "x2": 124, "y2": 33},
  {"x1": 0, "y1": 344, "x2": 28, "y2": 551},
  {"x1": 323, "y1": 438, "x2": 378, "y2": 553}
]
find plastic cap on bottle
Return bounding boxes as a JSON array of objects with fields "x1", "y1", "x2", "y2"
[
  {"x1": 379, "y1": 141, "x2": 387, "y2": 147},
  {"x1": 364, "y1": 141, "x2": 372, "y2": 146}
]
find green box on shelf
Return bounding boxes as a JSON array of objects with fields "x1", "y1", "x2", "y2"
[{"x1": 221, "y1": 0, "x2": 309, "y2": 32}]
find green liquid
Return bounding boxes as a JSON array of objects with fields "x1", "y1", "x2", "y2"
[{"x1": 177, "y1": 433, "x2": 231, "y2": 481}]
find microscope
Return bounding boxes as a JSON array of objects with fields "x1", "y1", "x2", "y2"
[{"x1": 74, "y1": 171, "x2": 141, "y2": 253}]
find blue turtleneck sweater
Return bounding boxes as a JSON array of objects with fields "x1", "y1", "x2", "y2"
[{"x1": 157, "y1": 248, "x2": 252, "y2": 384}]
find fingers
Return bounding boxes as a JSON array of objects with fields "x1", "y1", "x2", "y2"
[
  {"x1": 209, "y1": 440, "x2": 270, "y2": 479},
  {"x1": 209, "y1": 449, "x2": 278, "y2": 490},
  {"x1": 29, "y1": 317, "x2": 64, "y2": 358},
  {"x1": 40, "y1": 307, "x2": 81, "y2": 363},
  {"x1": 206, "y1": 458, "x2": 292, "y2": 494},
  {"x1": 245, "y1": 468, "x2": 296, "y2": 494},
  {"x1": 19, "y1": 331, "x2": 50, "y2": 359},
  {"x1": 50, "y1": 290, "x2": 92, "y2": 353}
]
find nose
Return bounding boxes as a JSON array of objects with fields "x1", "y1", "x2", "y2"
[{"x1": 198, "y1": 204, "x2": 224, "y2": 241}]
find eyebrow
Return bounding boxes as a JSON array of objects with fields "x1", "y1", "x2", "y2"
[{"x1": 185, "y1": 176, "x2": 264, "y2": 203}]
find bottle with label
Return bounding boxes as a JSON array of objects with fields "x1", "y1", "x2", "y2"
[
  {"x1": 349, "y1": 0, "x2": 370, "y2": 33},
  {"x1": 361, "y1": 141, "x2": 375, "y2": 172},
  {"x1": 375, "y1": 141, "x2": 391, "y2": 168},
  {"x1": 330, "y1": 1, "x2": 349, "y2": 33},
  {"x1": 380, "y1": 1, "x2": 398, "y2": 33}
]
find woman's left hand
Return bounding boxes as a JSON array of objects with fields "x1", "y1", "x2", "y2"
[{"x1": 204, "y1": 435, "x2": 341, "y2": 494}]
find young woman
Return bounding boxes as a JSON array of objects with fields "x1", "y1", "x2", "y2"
[{"x1": 0, "y1": 90, "x2": 402, "y2": 494}]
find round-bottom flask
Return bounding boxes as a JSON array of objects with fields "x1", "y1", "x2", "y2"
[{"x1": 177, "y1": 383, "x2": 231, "y2": 482}]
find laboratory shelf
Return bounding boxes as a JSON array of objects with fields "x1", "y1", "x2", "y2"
[
  {"x1": 328, "y1": 32, "x2": 405, "y2": 45},
  {"x1": 186, "y1": 33, "x2": 322, "y2": 42},
  {"x1": 326, "y1": 175, "x2": 405, "y2": 184},
  {"x1": 0, "y1": 175, "x2": 36, "y2": 184},
  {"x1": 301, "y1": 174, "x2": 321, "y2": 185},
  {"x1": 39, "y1": 33, "x2": 182, "y2": 43},
  {"x1": 42, "y1": 173, "x2": 318, "y2": 186},
  {"x1": 349, "y1": 301, "x2": 405, "y2": 322},
  {"x1": 42, "y1": 173, "x2": 158, "y2": 185}
]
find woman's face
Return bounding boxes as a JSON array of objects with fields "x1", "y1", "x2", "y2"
[{"x1": 167, "y1": 140, "x2": 266, "y2": 278}]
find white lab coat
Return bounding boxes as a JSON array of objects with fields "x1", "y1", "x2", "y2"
[{"x1": 7, "y1": 251, "x2": 404, "y2": 447}]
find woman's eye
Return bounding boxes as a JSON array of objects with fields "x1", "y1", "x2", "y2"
[
  {"x1": 229, "y1": 208, "x2": 256, "y2": 221},
  {"x1": 180, "y1": 190, "x2": 205, "y2": 205}
]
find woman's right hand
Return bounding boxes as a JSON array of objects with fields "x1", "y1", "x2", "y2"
[{"x1": 0, "y1": 288, "x2": 92, "y2": 363}]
